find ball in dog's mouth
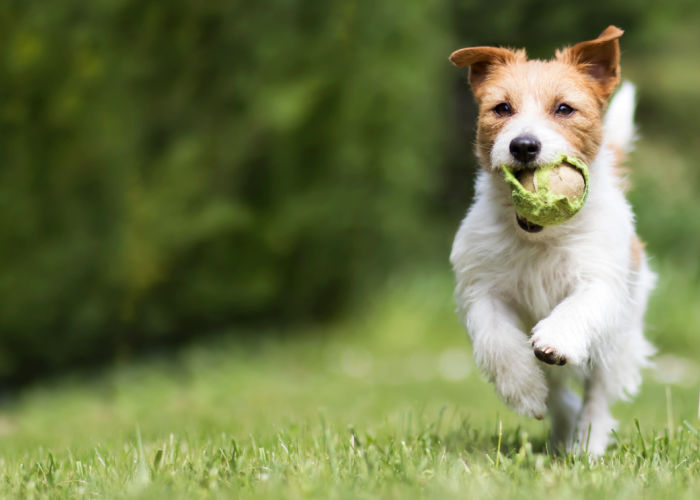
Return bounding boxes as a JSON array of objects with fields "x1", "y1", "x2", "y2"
[
  {"x1": 516, "y1": 162, "x2": 586, "y2": 202},
  {"x1": 502, "y1": 154, "x2": 589, "y2": 227}
]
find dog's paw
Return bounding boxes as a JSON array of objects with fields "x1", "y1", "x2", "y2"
[
  {"x1": 531, "y1": 321, "x2": 588, "y2": 366},
  {"x1": 533, "y1": 344, "x2": 567, "y2": 365},
  {"x1": 493, "y1": 361, "x2": 549, "y2": 420}
]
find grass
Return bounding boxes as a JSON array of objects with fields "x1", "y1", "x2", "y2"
[
  {"x1": 1, "y1": 270, "x2": 699, "y2": 498},
  {"x1": 2, "y1": 15, "x2": 700, "y2": 500}
]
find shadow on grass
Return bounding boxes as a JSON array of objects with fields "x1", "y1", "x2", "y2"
[{"x1": 440, "y1": 419, "x2": 550, "y2": 456}]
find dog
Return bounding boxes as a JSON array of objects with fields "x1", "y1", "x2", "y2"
[{"x1": 449, "y1": 26, "x2": 655, "y2": 456}]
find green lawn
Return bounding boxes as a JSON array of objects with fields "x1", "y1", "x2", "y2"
[{"x1": 1, "y1": 270, "x2": 699, "y2": 498}]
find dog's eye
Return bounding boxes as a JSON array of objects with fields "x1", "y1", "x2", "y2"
[
  {"x1": 555, "y1": 103, "x2": 575, "y2": 117},
  {"x1": 493, "y1": 103, "x2": 513, "y2": 117}
]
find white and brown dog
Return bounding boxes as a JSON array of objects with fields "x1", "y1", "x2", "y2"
[{"x1": 449, "y1": 26, "x2": 655, "y2": 456}]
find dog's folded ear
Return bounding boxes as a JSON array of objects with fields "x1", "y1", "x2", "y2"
[
  {"x1": 558, "y1": 25, "x2": 624, "y2": 99},
  {"x1": 449, "y1": 46, "x2": 522, "y2": 97}
]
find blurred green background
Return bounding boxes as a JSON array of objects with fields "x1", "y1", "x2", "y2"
[{"x1": 1, "y1": 0, "x2": 699, "y2": 384}]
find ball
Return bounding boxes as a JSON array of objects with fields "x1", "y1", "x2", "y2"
[
  {"x1": 516, "y1": 162, "x2": 586, "y2": 200},
  {"x1": 501, "y1": 155, "x2": 589, "y2": 226}
]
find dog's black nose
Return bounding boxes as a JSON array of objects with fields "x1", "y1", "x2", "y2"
[{"x1": 509, "y1": 136, "x2": 541, "y2": 163}]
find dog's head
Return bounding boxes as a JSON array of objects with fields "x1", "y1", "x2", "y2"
[{"x1": 450, "y1": 26, "x2": 623, "y2": 172}]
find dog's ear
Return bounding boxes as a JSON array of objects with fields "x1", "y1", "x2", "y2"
[
  {"x1": 558, "y1": 25, "x2": 624, "y2": 99},
  {"x1": 449, "y1": 46, "x2": 521, "y2": 97}
]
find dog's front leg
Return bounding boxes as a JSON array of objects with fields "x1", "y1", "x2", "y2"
[
  {"x1": 531, "y1": 281, "x2": 619, "y2": 366},
  {"x1": 467, "y1": 295, "x2": 548, "y2": 419}
]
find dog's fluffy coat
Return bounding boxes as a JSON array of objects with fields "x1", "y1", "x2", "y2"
[{"x1": 449, "y1": 27, "x2": 654, "y2": 456}]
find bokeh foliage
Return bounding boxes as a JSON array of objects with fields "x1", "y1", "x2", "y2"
[
  {"x1": 0, "y1": 1, "x2": 449, "y2": 380},
  {"x1": 0, "y1": 0, "x2": 698, "y2": 381}
]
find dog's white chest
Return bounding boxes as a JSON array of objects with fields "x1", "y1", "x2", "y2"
[{"x1": 494, "y1": 243, "x2": 577, "y2": 324}]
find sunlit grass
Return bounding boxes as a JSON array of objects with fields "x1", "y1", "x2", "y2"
[{"x1": 0, "y1": 270, "x2": 698, "y2": 498}]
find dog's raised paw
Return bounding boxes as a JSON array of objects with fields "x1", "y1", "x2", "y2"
[
  {"x1": 533, "y1": 344, "x2": 567, "y2": 365},
  {"x1": 530, "y1": 321, "x2": 589, "y2": 366}
]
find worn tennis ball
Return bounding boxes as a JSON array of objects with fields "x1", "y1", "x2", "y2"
[
  {"x1": 517, "y1": 164, "x2": 586, "y2": 200},
  {"x1": 502, "y1": 155, "x2": 589, "y2": 226}
]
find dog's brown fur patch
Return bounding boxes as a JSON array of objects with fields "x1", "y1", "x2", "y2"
[
  {"x1": 630, "y1": 235, "x2": 645, "y2": 271},
  {"x1": 474, "y1": 59, "x2": 605, "y2": 166},
  {"x1": 609, "y1": 143, "x2": 631, "y2": 192},
  {"x1": 555, "y1": 26, "x2": 623, "y2": 100}
]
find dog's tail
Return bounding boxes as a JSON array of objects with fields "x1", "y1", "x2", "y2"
[{"x1": 603, "y1": 82, "x2": 637, "y2": 183}]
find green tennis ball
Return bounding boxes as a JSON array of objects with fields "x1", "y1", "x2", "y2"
[{"x1": 502, "y1": 154, "x2": 589, "y2": 226}]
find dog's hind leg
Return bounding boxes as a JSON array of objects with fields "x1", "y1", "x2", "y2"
[
  {"x1": 546, "y1": 372, "x2": 581, "y2": 453},
  {"x1": 573, "y1": 367, "x2": 617, "y2": 457},
  {"x1": 574, "y1": 322, "x2": 654, "y2": 457}
]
